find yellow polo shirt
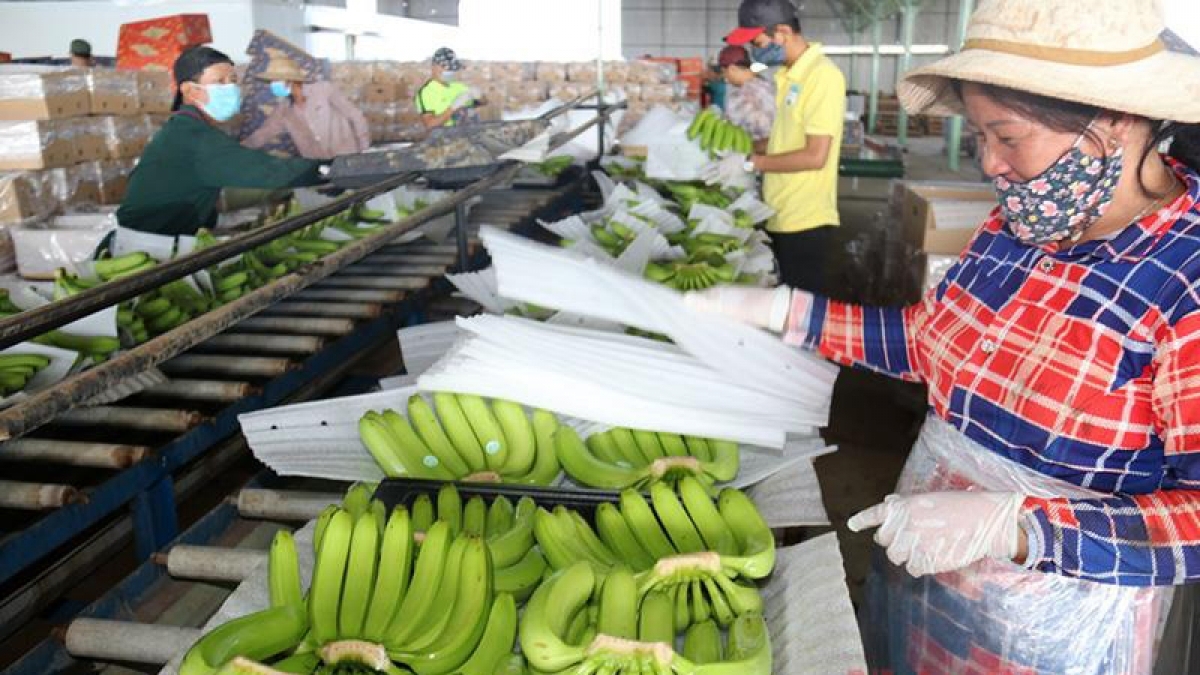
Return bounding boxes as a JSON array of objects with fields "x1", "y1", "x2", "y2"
[{"x1": 763, "y1": 43, "x2": 846, "y2": 233}]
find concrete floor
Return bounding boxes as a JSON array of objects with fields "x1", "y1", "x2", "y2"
[{"x1": 814, "y1": 137, "x2": 985, "y2": 604}]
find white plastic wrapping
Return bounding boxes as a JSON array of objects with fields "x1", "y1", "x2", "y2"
[
  {"x1": 0, "y1": 341, "x2": 79, "y2": 408},
  {"x1": 12, "y1": 212, "x2": 116, "y2": 280},
  {"x1": 418, "y1": 314, "x2": 821, "y2": 448},
  {"x1": 0, "y1": 66, "x2": 86, "y2": 101},
  {"x1": 477, "y1": 227, "x2": 835, "y2": 428}
]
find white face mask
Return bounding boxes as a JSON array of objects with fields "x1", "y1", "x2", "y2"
[{"x1": 441, "y1": 70, "x2": 457, "y2": 82}]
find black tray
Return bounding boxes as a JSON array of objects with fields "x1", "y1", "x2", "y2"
[{"x1": 372, "y1": 478, "x2": 620, "y2": 517}]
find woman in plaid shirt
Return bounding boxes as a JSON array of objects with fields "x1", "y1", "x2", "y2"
[{"x1": 689, "y1": 0, "x2": 1200, "y2": 672}]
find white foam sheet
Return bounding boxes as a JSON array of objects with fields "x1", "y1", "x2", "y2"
[
  {"x1": 159, "y1": 526, "x2": 865, "y2": 675},
  {"x1": 418, "y1": 315, "x2": 819, "y2": 448},
  {"x1": 0, "y1": 342, "x2": 77, "y2": 408},
  {"x1": 763, "y1": 533, "x2": 869, "y2": 674},
  {"x1": 645, "y1": 121, "x2": 712, "y2": 182},
  {"x1": 478, "y1": 227, "x2": 836, "y2": 421},
  {"x1": 727, "y1": 191, "x2": 775, "y2": 224},
  {"x1": 239, "y1": 382, "x2": 831, "y2": 495},
  {"x1": 396, "y1": 321, "x2": 467, "y2": 377},
  {"x1": 444, "y1": 268, "x2": 510, "y2": 315}
]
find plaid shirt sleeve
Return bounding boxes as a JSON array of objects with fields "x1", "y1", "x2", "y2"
[
  {"x1": 1021, "y1": 310, "x2": 1200, "y2": 585},
  {"x1": 781, "y1": 289, "x2": 939, "y2": 383}
]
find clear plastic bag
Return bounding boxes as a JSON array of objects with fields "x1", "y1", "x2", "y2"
[{"x1": 863, "y1": 416, "x2": 1168, "y2": 675}]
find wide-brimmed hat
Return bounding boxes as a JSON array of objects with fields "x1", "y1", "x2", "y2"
[
  {"x1": 257, "y1": 55, "x2": 307, "y2": 83},
  {"x1": 900, "y1": 0, "x2": 1200, "y2": 123}
]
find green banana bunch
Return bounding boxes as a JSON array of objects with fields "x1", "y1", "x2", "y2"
[
  {"x1": 688, "y1": 109, "x2": 755, "y2": 156},
  {"x1": 643, "y1": 258, "x2": 737, "y2": 291},
  {"x1": 357, "y1": 396, "x2": 562, "y2": 486},
  {"x1": 555, "y1": 425, "x2": 738, "y2": 490},
  {"x1": 533, "y1": 155, "x2": 573, "y2": 177},
  {"x1": 178, "y1": 604, "x2": 308, "y2": 675},
  {"x1": 0, "y1": 353, "x2": 51, "y2": 396},
  {"x1": 94, "y1": 251, "x2": 156, "y2": 282},
  {"x1": 32, "y1": 331, "x2": 121, "y2": 362}
]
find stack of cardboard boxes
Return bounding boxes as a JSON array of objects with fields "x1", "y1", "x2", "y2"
[{"x1": 326, "y1": 59, "x2": 685, "y2": 145}]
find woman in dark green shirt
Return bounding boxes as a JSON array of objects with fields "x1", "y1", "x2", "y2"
[{"x1": 117, "y1": 47, "x2": 327, "y2": 236}]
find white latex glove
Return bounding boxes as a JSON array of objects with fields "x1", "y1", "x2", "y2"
[
  {"x1": 701, "y1": 152, "x2": 756, "y2": 191},
  {"x1": 450, "y1": 92, "x2": 472, "y2": 110},
  {"x1": 682, "y1": 285, "x2": 803, "y2": 332},
  {"x1": 848, "y1": 491, "x2": 1025, "y2": 577}
]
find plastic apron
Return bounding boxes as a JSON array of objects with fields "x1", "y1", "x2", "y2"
[{"x1": 863, "y1": 416, "x2": 1170, "y2": 675}]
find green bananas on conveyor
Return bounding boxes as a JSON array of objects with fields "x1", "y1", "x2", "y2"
[
  {"x1": 0, "y1": 353, "x2": 52, "y2": 396},
  {"x1": 358, "y1": 395, "x2": 563, "y2": 486},
  {"x1": 556, "y1": 425, "x2": 738, "y2": 490},
  {"x1": 687, "y1": 109, "x2": 755, "y2": 156}
]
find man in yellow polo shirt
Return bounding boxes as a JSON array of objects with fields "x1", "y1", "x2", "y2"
[
  {"x1": 416, "y1": 47, "x2": 478, "y2": 129},
  {"x1": 720, "y1": 0, "x2": 845, "y2": 294}
]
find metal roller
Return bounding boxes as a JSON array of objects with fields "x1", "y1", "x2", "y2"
[
  {"x1": 364, "y1": 253, "x2": 457, "y2": 265},
  {"x1": 160, "y1": 355, "x2": 296, "y2": 379},
  {"x1": 145, "y1": 379, "x2": 258, "y2": 402},
  {"x1": 0, "y1": 480, "x2": 80, "y2": 509},
  {"x1": 235, "y1": 488, "x2": 340, "y2": 521},
  {"x1": 160, "y1": 544, "x2": 266, "y2": 582},
  {"x1": 236, "y1": 316, "x2": 356, "y2": 336},
  {"x1": 315, "y1": 276, "x2": 431, "y2": 291},
  {"x1": 386, "y1": 243, "x2": 458, "y2": 255},
  {"x1": 260, "y1": 301, "x2": 382, "y2": 319},
  {"x1": 292, "y1": 288, "x2": 406, "y2": 304},
  {"x1": 52, "y1": 406, "x2": 204, "y2": 433},
  {"x1": 0, "y1": 439, "x2": 150, "y2": 468},
  {"x1": 332, "y1": 264, "x2": 449, "y2": 277},
  {"x1": 196, "y1": 333, "x2": 325, "y2": 355},
  {"x1": 64, "y1": 619, "x2": 201, "y2": 665}
]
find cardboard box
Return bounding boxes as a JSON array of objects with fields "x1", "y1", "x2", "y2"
[
  {"x1": 45, "y1": 162, "x2": 101, "y2": 207},
  {"x1": 0, "y1": 120, "x2": 77, "y2": 169},
  {"x1": 0, "y1": 171, "x2": 56, "y2": 225},
  {"x1": 0, "y1": 67, "x2": 90, "y2": 120},
  {"x1": 87, "y1": 69, "x2": 140, "y2": 115},
  {"x1": 136, "y1": 71, "x2": 174, "y2": 113},
  {"x1": 117, "y1": 14, "x2": 212, "y2": 73},
  {"x1": 97, "y1": 115, "x2": 150, "y2": 159},
  {"x1": 901, "y1": 181, "x2": 996, "y2": 255},
  {"x1": 95, "y1": 159, "x2": 132, "y2": 205},
  {"x1": 364, "y1": 82, "x2": 403, "y2": 104}
]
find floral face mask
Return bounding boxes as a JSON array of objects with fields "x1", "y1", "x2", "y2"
[{"x1": 994, "y1": 125, "x2": 1122, "y2": 245}]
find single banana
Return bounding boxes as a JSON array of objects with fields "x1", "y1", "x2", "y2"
[
  {"x1": 586, "y1": 431, "x2": 627, "y2": 465},
  {"x1": 701, "y1": 576, "x2": 735, "y2": 627},
  {"x1": 631, "y1": 430, "x2": 666, "y2": 463},
  {"x1": 620, "y1": 489, "x2": 677, "y2": 559},
  {"x1": 594, "y1": 502, "x2": 655, "y2": 572},
  {"x1": 638, "y1": 589, "x2": 675, "y2": 644},
  {"x1": 690, "y1": 580, "x2": 712, "y2": 625},
  {"x1": 678, "y1": 477, "x2": 737, "y2": 555},
  {"x1": 408, "y1": 396, "x2": 470, "y2": 478},
  {"x1": 682, "y1": 620, "x2": 723, "y2": 664},
  {"x1": 453, "y1": 593, "x2": 518, "y2": 675},
  {"x1": 457, "y1": 394, "x2": 508, "y2": 471},
  {"x1": 608, "y1": 428, "x2": 648, "y2": 468},
  {"x1": 556, "y1": 506, "x2": 617, "y2": 567},
  {"x1": 702, "y1": 440, "x2": 739, "y2": 483},
  {"x1": 341, "y1": 483, "x2": 373, "y2": 518},
  {"x1": 673, "y1": 583, "x2": 691, "y2": 632},
  {"x1": 267, "y1": 530, "x2": 302, "y2": 609},
  {"x1": 518, "y1": 563, "x2": 593, "y2": 672},
  {"x1": 555, "y1": 426, "x2": 646, "y2": 490},
  {"x1": 359, "y1": 411, "x2": 425, "y2": 479},
  {"x1": 486, "y1": 495, "x2": 515, "y2": 537},
  {"x1": 383, "y1": 520, "x2": 451, "y2": 648},
  {"x1": 532, "y1": 507, "x2": 583, "y2": 571},
  {"x1": 493, "y1": 547, "x2": 547, "y2": 602},
  {"x1": 431, "y1": 392, "x2": 487, "y2": 473},
  {"x1": 596, "y1": 565, "x2": 638, "y2": 640},
  {"x1": 362, "y1": 506, "x2": 414, "y2": 642},
  {"x1": 462, "y1": 496, "x2": 488, "y2": 537},
  {"x1": 649, "y1": 482, "x2": 707, "y2": 554},
  {"x1": 410, "y1": 494, "x2": 434, "y2": 533},
  {"x1": 338, "y1": 511, "x2": 380, "y2": 639},
  {"x1": 493, "y1": 399, "x2": 535, "y2": 476},
  {"x1": 717, "y1": 488, "x2": 775, "y2": 579},
  {"x1": 437, "y1": 483, "x2": 463, "y2": 537},
  {"x1": 657, "y1": 433, "x2": 689, "y2": 458},
  {"x1": 178, "y1": 604, "x2": 307, "y2": 675},
  {"x1": 313, "y1": 504, "x2": 337, "y2": 552},
  {"x1": 307, "y1": 508, "x2": 353, "y2": 645}
]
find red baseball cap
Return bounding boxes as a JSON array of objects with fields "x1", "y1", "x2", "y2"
[{"x1": 725, "y1": 26, "x2": 765, "y2": 46}]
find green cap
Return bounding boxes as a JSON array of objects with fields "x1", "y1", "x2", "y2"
[{"x1": 69, "y1": 39, "x2": 92, "y2": 57}]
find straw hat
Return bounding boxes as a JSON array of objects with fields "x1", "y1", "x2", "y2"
[
  {"x1": 899, "y1": 0, "x2": 1200, "y2": 123},
  {"x1": 257, "y1": 54, "x2": 308, "y2": 83}
]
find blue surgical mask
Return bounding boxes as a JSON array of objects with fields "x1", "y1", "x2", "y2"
[
  {"x1": 269, "y1": 81, "x2": 291, "y2": 98},
  {"x1": 202, "y1": 83, "x2": 241, "y2": 122},
  {"x1": 441, "y1": 70, "x2": 457, "y2": 82},
  {"x1": 750, "y1": 40, "x2": 786, "y2": 67}
]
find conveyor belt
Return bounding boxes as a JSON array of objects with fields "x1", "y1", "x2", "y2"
[{"x1": 0, "y1": 180, "x2": 586, "y2": 662}]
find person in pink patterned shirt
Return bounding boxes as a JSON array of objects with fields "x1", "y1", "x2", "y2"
[
  {"x1": 243, "y1": 55, "x2": 370, "y2": 160},
  {"x1": 717, "y1": 45, "x2": 775, "y2": 143}
]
